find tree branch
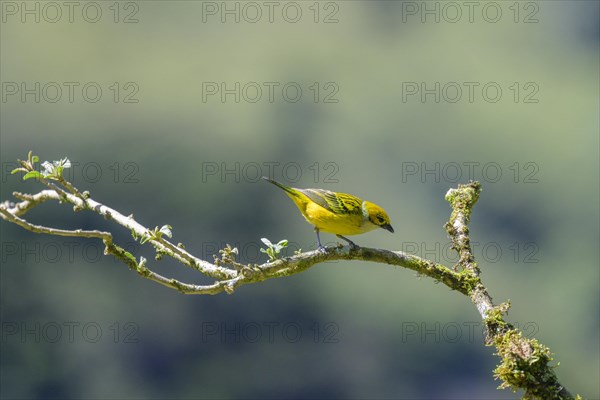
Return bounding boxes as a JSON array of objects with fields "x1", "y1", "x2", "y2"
[
  {"x1": 0, "y1": 153, "x2": 579, "y2": 399},
  {"x1": 445, "y1": 182, "x2": 576, "y2": 400},
  {"x1": 445, "y1": 183, "x2": 495, "y2": 320},
  {"x1": 0, "y1": 191, "x2": 465, "y2": 295}
]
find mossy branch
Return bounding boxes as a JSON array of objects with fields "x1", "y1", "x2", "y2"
[
  {"x1": 0, "y1": 153, "x2": 579, "y2": 399},
  {"x1": 445, "y1": 182, "x2": 577, "y2": 400}
]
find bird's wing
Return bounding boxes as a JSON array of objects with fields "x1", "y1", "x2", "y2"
[{"x1": 299, "y1": 189, "x2": 363, "y2": 216}]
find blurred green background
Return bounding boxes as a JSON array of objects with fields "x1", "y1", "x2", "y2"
[{"x1": 1, "y1": 1, "x2": 598, "y2": 399}]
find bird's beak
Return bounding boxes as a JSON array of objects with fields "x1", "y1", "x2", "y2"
[{"x1": 382, "y1": 224, "x2": 394, "y2": 233}]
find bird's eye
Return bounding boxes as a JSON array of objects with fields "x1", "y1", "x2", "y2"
[{"x1": 377, "y1": 215, "x2": 385, "y2": 223}]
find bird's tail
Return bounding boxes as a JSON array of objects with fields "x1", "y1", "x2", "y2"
[{"x1": 262, "y1": 177, "x2": 300, "y2": 197}]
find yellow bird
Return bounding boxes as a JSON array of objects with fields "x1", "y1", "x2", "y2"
[{"x1": 263, "y1": 177, "x2": 393, "y2": 250}]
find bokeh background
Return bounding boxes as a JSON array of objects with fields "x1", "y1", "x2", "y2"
[{"x1": 1, "y1": 1, "x2": 598, "y2": 399}]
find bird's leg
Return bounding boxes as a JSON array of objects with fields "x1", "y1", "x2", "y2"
[
  {"x1": 315, "y1": 228, "x2": 327, "y2": 253},
  {"x1": 336, "y1": 235, "x2": 359, "y2": 250}
]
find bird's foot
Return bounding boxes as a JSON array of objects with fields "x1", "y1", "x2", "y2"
[
  {"x1": 336, "y1": 235, "x2": 359, "y2": 251},
  {"x1": 317, "y1": 245, "x2": 328, "y2": 253}
]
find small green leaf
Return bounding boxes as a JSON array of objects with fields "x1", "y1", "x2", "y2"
[
  {"x1": 23, "y1": 170, "x2": 42, "y2": 180},
  {"x1": 260, "y1": 237, "x2": 289, "y2": 261},
  {"x1": 11, "y1": 168, "x2": 27, "y2": 175},
  {"x1": 53, "y1": 158, "x2": 70, "y2": 179}
]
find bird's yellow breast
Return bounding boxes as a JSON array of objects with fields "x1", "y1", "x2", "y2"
[{"x1": 287, "y1": 193, "x2": 376, "y2": 235}]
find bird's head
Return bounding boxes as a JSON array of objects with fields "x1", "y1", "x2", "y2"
[{"x1": 362, "y1": 201, "x2": 394, "y2": 233}]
